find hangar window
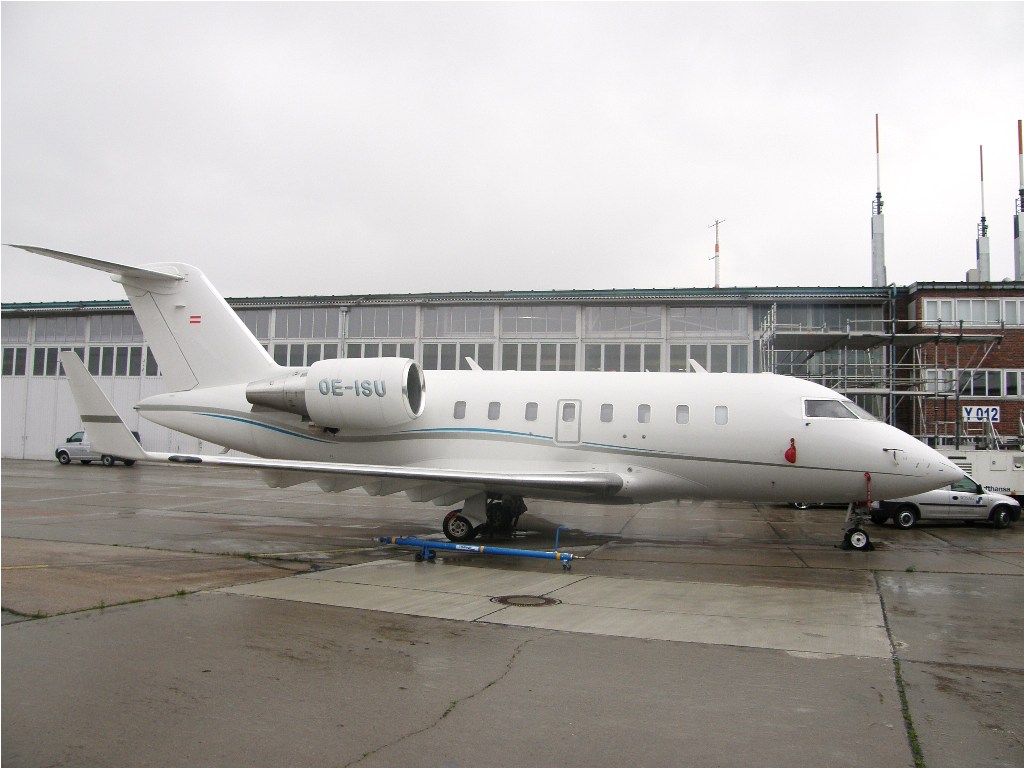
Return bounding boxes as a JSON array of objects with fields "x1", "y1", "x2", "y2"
[
  {"x1": 422, "y1": 306, "x2": 495, "y2": 337},
  {"x1": 601, "y1": 404, "x2": 614, "y2": 422},
  {"x1": 584, "y1": 343, "x2": 660, "y2": 372},
  {"x1": 2, "y1": 347, "x2": 28, "y2": 376},
  {"x1": 235, "y1": 310, "x2": 271, "y2": 339},
  {"x1": 715, "y1": 405, "x2": 729, "y2": 425},
  {"x1": 501, "y1": 343, "x2": 575, "y2": 371},
  {"x1": 347, "y1": 342, "x2": 415, "y2": 360},
  {"x1": 488, "y1": 402, "x2": 501, "y2": 420},
  {"x1": 423, "y1": 342, "x2": 493, "y2": 371},
  {"x1": 584, "y1": 306, "x2": 661, "y2": 338},
  {"x1": 1, "y1": 318, "x2": 31, "y2": 343},
  {"x1": 90, "y1": 314, "x2": 143, "y2": 343},
  {"x1": 637, "y1": 404, "x2": 651, "y2": 424},
  {"x1": 525, "y1": 402, "x2": 538, "y2": 421},
  {"x1": 35, "y1": 317, "x2": 88, "y2": 343},
  {"x1": 146, "y1": 348, "x2": 160, "y2": 376},
  {"x1": 347, "y1": 306, "x2": 415, "y2": 338},
  {"x1": 500, "y1": 305, "x2": 577, "y2": 335},
  {"x1": 669, "y1": 306, "x2": 747, "y2": 337},
  {"x1": 676, "y1": 405, "x2": 689, "y2": 424},
  {"x1": 453, "y1": 401, "x2": 467, "y2": 419}
]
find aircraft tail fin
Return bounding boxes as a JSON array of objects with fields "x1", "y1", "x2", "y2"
[
  {"x1": 59, "y1": 351, "x2": 149, "y2": 461},
  {"x1": 11, "y1": 246, "x2": 276, "y2": 391}
]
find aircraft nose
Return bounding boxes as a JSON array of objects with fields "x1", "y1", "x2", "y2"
[{"x1": 905, "y1": 440, "x2": 964, "y2": 487}]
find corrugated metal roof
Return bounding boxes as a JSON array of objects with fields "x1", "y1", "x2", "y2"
[{"x1": 2, "y1": 285, "x2": 899, "y2": 315}]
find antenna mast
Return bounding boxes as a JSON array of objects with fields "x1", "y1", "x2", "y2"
[
  {"x1": 975, "y1": 144, "x2": 991, "y2": 282},
  {"x1": 871, "y1": 114, "x2": 887, "y2": 286},
  {"x1": 1015, "y1": 120, "x2": 1023, "y2": 280},
  {"x1": 708, "y1": 218, "x2": 725, "y2": 288}
]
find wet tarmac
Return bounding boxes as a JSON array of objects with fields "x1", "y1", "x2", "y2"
[{"x1": 3, "y1": 459, "x2": 1023, "y2": 767}]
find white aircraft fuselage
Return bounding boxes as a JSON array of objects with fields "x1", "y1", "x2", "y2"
[{"x1": 136, "y1": 368, "x2": 954, "y2": 505}]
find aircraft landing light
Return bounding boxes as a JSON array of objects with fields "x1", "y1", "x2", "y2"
[{"x1": 219, "y1": 560, "x2": 891, "y2": 659}]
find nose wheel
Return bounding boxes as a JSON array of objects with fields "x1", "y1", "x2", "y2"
[{"x1": 840, "y1": 502, "x2": 875, "y2": 551}]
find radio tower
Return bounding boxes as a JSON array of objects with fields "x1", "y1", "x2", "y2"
[
  {"x1": 871, "y1": 114, "x2": 887, "y2": 286},
  {"x1": 975, "y1": 145, "x2": 991, "y2": 282},
  {"x1": 1015, "y1": 120, "x2": 1023, "y2": 280},
  {"x1": 708, "y1": 218, "x2": 725, "y2": 288}
]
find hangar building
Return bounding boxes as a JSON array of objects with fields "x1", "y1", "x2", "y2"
[{"x1": 4, "y1": 280, "x2": 1024, "y2": 460}]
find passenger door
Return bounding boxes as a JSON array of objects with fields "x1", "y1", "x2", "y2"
[
  {"x1": 555, "y1": 400, "x2": 582, "y2": 444},
  {"x1": 945, "y1": 476, "x2": 987, "y2": 520},
  {"x1": 65, "y1": 431, "x2": 88, "y2": 460}
]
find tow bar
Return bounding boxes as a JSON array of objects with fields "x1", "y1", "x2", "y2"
[{"x1": 378, "y1": 527, "x2": 579, "y2": 571}]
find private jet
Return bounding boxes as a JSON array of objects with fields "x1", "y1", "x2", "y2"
[{"x1": 10, "y1": 245, "x2": 962, "y2": 551}]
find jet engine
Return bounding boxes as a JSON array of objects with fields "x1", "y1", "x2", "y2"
[{"x1": 246, "y1": 357, "x2": 425, "y2": 430}]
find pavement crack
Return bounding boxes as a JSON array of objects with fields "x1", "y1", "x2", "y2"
[
  {"x1": 874, "y1": 571, "x2": 927, "y2": 768},
  {"x1": 338, "y1": 635, "x2": 538, "y2": 767}
]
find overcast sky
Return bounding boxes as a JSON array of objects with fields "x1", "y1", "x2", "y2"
[{"x1": 2, "y1": 2, "x2": 1022, "y2": 303}]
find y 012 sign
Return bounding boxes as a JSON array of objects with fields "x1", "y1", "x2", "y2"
[{"x1": 962, "y1": 406, "x2": 1000, "y2": 423}]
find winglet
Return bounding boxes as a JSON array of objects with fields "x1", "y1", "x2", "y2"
[{"x1": 59, "y1": 351, "x2": 148, "y2": 461}]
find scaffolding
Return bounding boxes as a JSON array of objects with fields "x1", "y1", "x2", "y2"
[{"x1": 759, "y1": 303, "x2": 1006, "y2": 447}]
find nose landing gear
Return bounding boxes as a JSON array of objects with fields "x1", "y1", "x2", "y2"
[{"x1": 840, "y1": 472, "x2": 875, "y2": 551}]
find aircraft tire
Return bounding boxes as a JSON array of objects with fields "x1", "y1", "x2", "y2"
[
  {"x1": 845, "y1": 528, "x2": 871, "y2": 551},
  {"x1": 442, "y1": 512, "x2": 477, "y2": 542}
]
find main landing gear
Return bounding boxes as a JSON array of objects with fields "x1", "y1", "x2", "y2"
[{"x1": 442, "y1": 493, "x2": 527, "y2": 542}]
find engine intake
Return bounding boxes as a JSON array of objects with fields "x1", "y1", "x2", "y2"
[{"x1": 246, "y1": 358, "x2": 425, "y2": 430}]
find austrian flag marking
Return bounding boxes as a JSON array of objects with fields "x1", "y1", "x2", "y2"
[{"x1": 189, "y1": 315, "x2": 202, "y2": 325}]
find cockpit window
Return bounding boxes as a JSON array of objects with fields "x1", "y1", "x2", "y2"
[
  {"x1": 804, "y1": 399, "x2": 858, "y2": 419},
  {"x1": 843, "y1": 400, "x2": 879, "y2": 421}
]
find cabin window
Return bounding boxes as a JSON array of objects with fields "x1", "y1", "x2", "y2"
[
  {"x1": 804, "y1": 399, "x2": 857, "y2": 419},
  {"x1": 715, "y1": 405, "x2": 729, "y2": 425},
  {"x1": 525, "y1": 402, "x2": 538, "y2": 421},
  {"x1": 488, "y1": 402, "x2": 501, "y2": 420},
  {"x1": 562, "y1": 402, "x2": 577, "y2": 422},
  {"x1": 601, "y1": 404, "x2": 614, "y2": 422},
  {"x1": 638, "y1": 404, "x2": 651, "y2": 424},
  {"x1": 676, "y1": 405, "x2": 689, "y2": 424},
  {"x1": 454, "y1": 401, "x2": 467, "y2": 419}
]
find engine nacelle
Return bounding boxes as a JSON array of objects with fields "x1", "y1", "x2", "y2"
[{"x1": 246, "y1": 358, "x2": 425, "y2": 430}]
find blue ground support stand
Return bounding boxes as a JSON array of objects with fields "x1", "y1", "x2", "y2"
[{"x1": 379, "y1": 527, "x2": 578, "y2": 571}]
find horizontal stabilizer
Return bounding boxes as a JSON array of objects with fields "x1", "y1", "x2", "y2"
[{"x1": 8, "y1": 245, "x2": 183, "y2": 284}]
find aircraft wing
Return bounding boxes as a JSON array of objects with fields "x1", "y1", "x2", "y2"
[{"x1": 58, "y1": 351, "x2": 624, "y2": 502}]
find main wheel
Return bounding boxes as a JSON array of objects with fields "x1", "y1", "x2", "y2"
[
  {"x1": 101, "y1": 455, "x2": 116, "y2": 467},
  {"x1": 442, "y1": 511, "x2": 476, "y2": 542},
  {"x1": 991, "y1": 505, "x2": 1012, "y2": 529},
  {"x1": 869, "y1": 510, "x2": 888, "y2": 525},
  {"x1": 56, "y1": 451, "x2": 71, "y2": 465},
  {"x1": 894, "y1": 505, "x2": 918, "y2": 530}
]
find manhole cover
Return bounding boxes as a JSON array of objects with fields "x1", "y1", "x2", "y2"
[{"x1": 490, "y1": 595, "x2": 561, "y2": 607}]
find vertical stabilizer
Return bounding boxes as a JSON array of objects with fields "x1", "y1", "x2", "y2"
[{"x1": 9, "y1": 246, "x2": 276, "y2": 390}]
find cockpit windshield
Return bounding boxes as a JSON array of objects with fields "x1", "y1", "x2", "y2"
[{"x1": 804, "y1": 398, "x2": 877, "y2": 421}]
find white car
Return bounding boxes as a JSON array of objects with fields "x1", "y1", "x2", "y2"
[
  {"x1": 55, "y1": 430, "x2": 139, "y2": 467},
  {"x1": 873, "y1": 474, "x2": 1020, "y2": 529}
]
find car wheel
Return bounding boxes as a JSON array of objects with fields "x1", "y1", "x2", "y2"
[
  {"x1": 56, "y1": 451, "x2": 71, "y2": 465},
  {"x1": 101, "y1": 455, "x2": 116, "y2": 467},
  {"x1": 991, "y1": 505, "x2": 1012, "y2": 529},
  {"x1": 894, "y1": 505, "x2": 918, "y2": 530},
  {"x1": 123, "y1": 460, "x2": 136, "y2": 467}
]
